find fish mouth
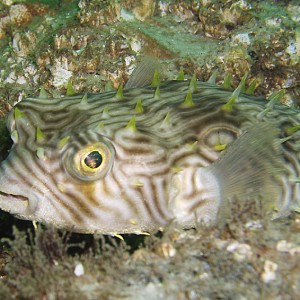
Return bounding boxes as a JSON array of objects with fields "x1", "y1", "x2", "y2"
[
  {"x1": 0, "y1": 191, "x2": 30, "y2": 217},
  {"x1": 0, "y1": 191, "x2": 28, "y2": 201}
]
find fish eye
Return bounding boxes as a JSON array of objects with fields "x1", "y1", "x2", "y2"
[
  {"x1": 83, "y1": 151, "x2": 103, "y2": 169},
  {"x1": 63, "y1": 140, "x2": 115, "y2": 182},
  {"x1": 76, "y1": 142, "x2": 113, "y2": 179}
]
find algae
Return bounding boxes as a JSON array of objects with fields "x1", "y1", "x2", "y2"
[
  {"x1": 1, "y1": 204, "x2": 300, "y2": 299},
  {"x1": 121, "y1": 16, "x2": 219, "y2": 60}
]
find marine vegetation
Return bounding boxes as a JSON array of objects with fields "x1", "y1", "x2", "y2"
[{"x1": 0, "y1": 209, "x2": 300, "y2": 299}]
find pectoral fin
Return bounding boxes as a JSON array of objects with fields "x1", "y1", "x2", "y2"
[{"x1": 209, "y1": 123, "x2": 287, "y2": 217}]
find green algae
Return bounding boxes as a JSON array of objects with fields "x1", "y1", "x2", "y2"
[
  {"x1": 121, "y1": 16, "x2": 219, "y2": 60},
  {"x1": 0, "y1": 0, "x2": 80, "y2": 65},
  {"x1": 6, "y1": 0, "x2": 60, "y2": 8}
]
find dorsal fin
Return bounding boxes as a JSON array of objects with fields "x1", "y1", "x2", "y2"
[{"x1": 125, "y1": 56, "x2": 159, "y2": 89}]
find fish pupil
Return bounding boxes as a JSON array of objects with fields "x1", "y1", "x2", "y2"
[{"x1": 84, "y1": 151, "x2": 103, "y2": 169}]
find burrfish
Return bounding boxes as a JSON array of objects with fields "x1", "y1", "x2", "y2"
[{"x1": 0, "y1": 66, "x2": 299, "y2": 234}]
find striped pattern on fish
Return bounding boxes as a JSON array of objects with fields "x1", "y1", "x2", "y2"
[{"x1": 0, "y1": 74, "x2": 299, "y2": 234}]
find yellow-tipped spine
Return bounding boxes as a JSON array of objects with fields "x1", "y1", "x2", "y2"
[
  {"x1": 180, "y1": 91, "x2": 195, "y2": 108},
  {"x1": 222, "y1": 74, "x2": 248, "y2": 111},
  {"x1": 126, "y1": 115, "x2": 137, "y2": 132},
  {"x1": 221, "y1": 95, "x2": 236, "y2": 112},
  {"x1": 266, "y1": 89, "x2": 285, "y2": 109},
  {"x1": 154, "y1": 86, "x2": 160, "y2": 99},
  {"x1": 176, "y1": 69, "x2": 185, "y2": 80},
  {"x1": 14, "y1": 107, "x2": 24, "y2": 121},
  {"x1": 151, "y1": 70, "x2": 160, "y2": 87},
  {"x1": 246, "y1": 79, "x2": 257, "y2": 95},
  {"x1": 116, "y1": 85, "x2": 124, "y2": 100},
  {"x1": 188, "y1": 74, "x2": 198, "y2": 93},
  {"x1": 135, "y1": 99, "x2": 144, "y2": 114},
  {"x1": 66, "y1": 80, "x2": 76, "y2": 96},
  {"x1": 207, "y1": 70, "x2": 218, "y2": 84},
  {"x1": 160, "y1": 112, "x2": 171, "y2": 129},
  {"x1": 286, "y1": 125, "x2": 300, "y2": 136},
  {"x1": 97, "y1": 121, "x2": 105, "y2": 130},
  {"x1": 80, "y1": 93, "x2": 88, "y2": 105},
  {"x1": 102, "y1": 107, "x2": 110, "y2": 118},
  {"x1": 36, "y1": 127, "x2": 46, "y2": 143},
  {"x1": 105, "y1": 80, "x2": 114, "y2": 91},
  {"x1": 38, "y1": 86, "x2": 48, "y2": 99},
  {"x1": 36, "y1": 147, "x2": 45, "y2": 159},
  {"x1": 222, "y1": 72, "x2": 232, "y2": 89},
  {"x1": 185, "y1": 141, "x2": 198, "y2": 151},
  {"x1": 57, "y1": 136, "x2": 70, "y2": 150},
  {"x1": 114, "y1": 234, "x2": 124, "y2": 241}
]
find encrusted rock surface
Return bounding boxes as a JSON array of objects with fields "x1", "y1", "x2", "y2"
[{"x1": 0, "y1": 0, "x2": 299, "y2": 110}]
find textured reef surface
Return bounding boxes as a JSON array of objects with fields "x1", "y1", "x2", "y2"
[{"x1": 0, "y1": 0, "x2": 300, "y2": 299}]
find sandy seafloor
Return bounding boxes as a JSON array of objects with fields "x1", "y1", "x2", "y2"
[{"x1": 0, "y1": 0, "x2": 300, "y2": 299}]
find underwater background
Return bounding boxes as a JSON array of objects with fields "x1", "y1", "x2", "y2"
[{"x1": 0, "y1": 0, "x2": 300, "y2": 299}]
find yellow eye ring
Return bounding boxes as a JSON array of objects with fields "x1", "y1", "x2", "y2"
[
  {"x1": 63, "y1": 140, "x2": 115, "y2": 182},
  {"x1": 75, "y1": 142, "x2": 113, "y2": 180},
  {"x1": 74, "y1": 142, "x2": 112, "y2": 177},
  {"x1": 61, "y1": 131, "x2": 115, "y2": 182}
]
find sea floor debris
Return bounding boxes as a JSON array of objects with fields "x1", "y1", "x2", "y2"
[{"x1": 0, "y1": 201, "x2": 300, "y2": 299}]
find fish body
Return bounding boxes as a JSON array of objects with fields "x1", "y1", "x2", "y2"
[{"x1": 0, "y1": 76, "x2": 299, "y2": 234}]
